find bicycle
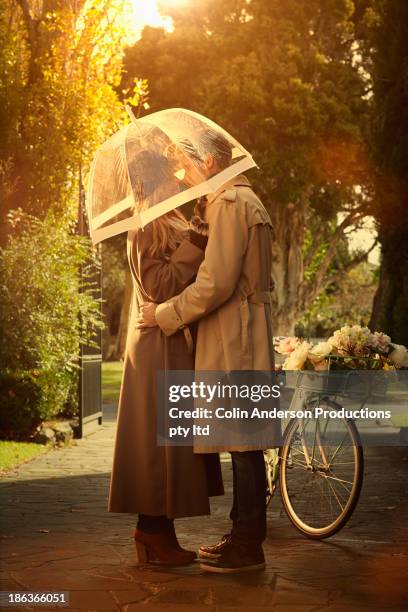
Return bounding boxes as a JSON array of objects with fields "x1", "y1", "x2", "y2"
[{"x1": 264, "y1": 367, "x2": 373, "y2": 539}]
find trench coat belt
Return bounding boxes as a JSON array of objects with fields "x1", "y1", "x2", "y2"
[
  {"x1": 240, "y1": 290, "x2": 273, "y2": 369},
  {"x1": 183, "y1": 327, "x2": 194, "y2": 354}
]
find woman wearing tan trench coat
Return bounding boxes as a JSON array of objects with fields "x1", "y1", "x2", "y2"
[{"x1": 107, "y1": 212, "x2": 223, "y2": 565}]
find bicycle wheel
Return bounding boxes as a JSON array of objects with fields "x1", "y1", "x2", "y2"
[{"x1": 279, "y1": 398, "x2": 364, "y2": 539}]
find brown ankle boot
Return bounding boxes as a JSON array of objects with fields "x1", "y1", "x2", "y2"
[
  {"x1": 133, "y1": 529, "x2": 196, "y2": 566},
  {"x1": 168, "y1": 523, "x2": 197, "y2": 556}
]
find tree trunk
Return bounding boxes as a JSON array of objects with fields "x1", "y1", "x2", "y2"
[
  {"x1": 269, "y1": 201, "x2": 307, "y2": 335},
  {"x1": 267, "y1": 195, "x2": 373, "y2": 336},
  {"x1": 370, "y1": 228, "x2": 408, "y2": 344},
  {"x1": 368, "y1": 0, "x2": 408, "y2": 345}
]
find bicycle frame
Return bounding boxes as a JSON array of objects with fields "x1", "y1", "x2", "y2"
[{"x1": 265, "y1": 388, "x2": 364, "y2": 502}]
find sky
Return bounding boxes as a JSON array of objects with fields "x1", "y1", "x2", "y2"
[{"x1": 346, "y1": 219, "x2": 380, "y2": 266}]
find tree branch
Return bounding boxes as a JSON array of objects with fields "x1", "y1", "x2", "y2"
[
  {"x1": 306, "y1": 210, "x2": 366, "y2": 286},
  {"x1": 321, "y1": 239, "x2": 378, "y2": 292},
  {"x1": 303, "y1": 209, "x2": 365, "y2": 272},
  {"x1": 298, "y1": 212, "x2": 375, "y2": 312},
  {"x1": 15, "y1": 0, "x2": 36, "y2": 48}
]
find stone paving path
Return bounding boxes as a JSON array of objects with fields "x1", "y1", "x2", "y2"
[{"x1": 1, "y1": 404, "x2": 407, "y2": 611}]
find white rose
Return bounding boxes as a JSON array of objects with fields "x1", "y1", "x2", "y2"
[
  {"x1": 388, "y1": 344, "x2": 408, "y2": 368},
  {"x1": 309, "y1": 340, "x2": 333, "y2": 360}
]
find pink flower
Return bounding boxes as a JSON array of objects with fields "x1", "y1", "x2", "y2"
[
  {"x1": 369, "y1": 331, "x2": 391, "y2": 353},
  {"x1": 276, "y1": 336, "x2": 301, "y2": 355}
]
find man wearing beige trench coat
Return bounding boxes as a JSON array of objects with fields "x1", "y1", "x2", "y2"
[{"x1": 140, "y1": 150, "x2": 280, "y2": 572}]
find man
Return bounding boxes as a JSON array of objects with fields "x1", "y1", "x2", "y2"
[{"x1": 138, "y1": 132, "x2": 278, "y2": 573}]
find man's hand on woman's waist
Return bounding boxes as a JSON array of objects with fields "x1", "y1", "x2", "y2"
[{"x1": 136, "y1": 302, "x2": 158, "y2": 328}]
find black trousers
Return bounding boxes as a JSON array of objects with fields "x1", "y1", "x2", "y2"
[
  {"x1": 230, "y1": 450, "x2": 267, "y2": 546},
  {"x1": 137, "y1": 514, "x2": 173, "y2": 534}
]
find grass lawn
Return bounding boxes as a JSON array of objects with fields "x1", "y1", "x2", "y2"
[
  {"x1": 0, "y1": 441, "x2": 50, "y2": 472},
  {"x1": 102, "y1": 361, "x2": 123, "y2": 404}
]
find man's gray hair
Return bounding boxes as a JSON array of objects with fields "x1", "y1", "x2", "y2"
[{"x1": 197, "y1": 128, "x2": 233, "y2": 170}]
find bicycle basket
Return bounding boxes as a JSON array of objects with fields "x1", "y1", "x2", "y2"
[{"x1": 286, "y1": 368, "x2": 391, "y2": 399}]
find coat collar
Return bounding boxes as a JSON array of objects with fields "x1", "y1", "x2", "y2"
[{"x1": 206, "y1": 174, "x2": 251, "y2": 205}]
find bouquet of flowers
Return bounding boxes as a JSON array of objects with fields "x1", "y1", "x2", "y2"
[{"x1": 275, "y1": 325, "x2": 408, "y2": 371}]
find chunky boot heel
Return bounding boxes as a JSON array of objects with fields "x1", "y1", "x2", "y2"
[
  {"x1": 135, "y1": 540, "x2": 148, "y2": 563},
  {"x1": 133, "y1": 528, "x2": 196, "y2": 566}
]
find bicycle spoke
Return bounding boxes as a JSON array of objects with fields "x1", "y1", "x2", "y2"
[
  {"x1": 329, "y1": 430, "x2": 350, "y2": 464},
  {"x1": 324, "y1": 474, "x2": 353, "y2": 486},
  {"x1": 320, "y1": 471, "x2": 352, "y2": 500},
  {"x1": 325, "y1": 475, "x2": 345, "y2": 512},
  {"x1": 323, "y1": 475, "x2": 335, "y2": 522},
  {"x1": 288, "y1": 458, "x2": 309, "y2": 469},
  {"x1": 311, "y1": 418, "x2": 319, "y2": 464}
]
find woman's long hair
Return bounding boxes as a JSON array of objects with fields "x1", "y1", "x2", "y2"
[
  {"x1": 127, "y1": 149, "x2": 189, "y2": 258},
  {"x1": 149, "y1": 208, "x2": 188, "y2": 257}
]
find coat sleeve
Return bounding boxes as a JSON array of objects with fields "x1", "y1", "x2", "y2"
[
  {"x1": 131, "y1": 226, "x2": 205, "y2": 303},
  {"x1": 155, "y1": 197, "x2": 248, "y2": 335}
]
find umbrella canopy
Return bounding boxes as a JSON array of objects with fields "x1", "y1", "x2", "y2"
[{"x1": 86, "y1": 108, "x2": 257, "y2": 244}]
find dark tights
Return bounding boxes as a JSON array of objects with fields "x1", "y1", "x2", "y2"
[{"x1": 137, "y1": 514, "x2": 173, "y2": 534}]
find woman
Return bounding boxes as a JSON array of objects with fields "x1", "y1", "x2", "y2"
[{"x1": 107, "y1": 150, "x2": 223, "y2": 566}]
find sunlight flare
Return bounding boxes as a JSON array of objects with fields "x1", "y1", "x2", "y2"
[{"x1": 125, "y1": 0, "x2": 189, "y2": 40}]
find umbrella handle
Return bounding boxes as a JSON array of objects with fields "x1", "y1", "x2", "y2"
[{"x1": 125, "y1": 104, "x2": 137, "y2": 123}]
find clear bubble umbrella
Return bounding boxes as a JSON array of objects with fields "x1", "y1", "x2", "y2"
[{"x1": 86, "y1": 108, "x2": 257, "y2": 244}]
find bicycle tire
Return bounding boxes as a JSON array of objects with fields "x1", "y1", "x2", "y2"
[{"x1": 279, "y1": 404, "x2": 364, "y2": 539}]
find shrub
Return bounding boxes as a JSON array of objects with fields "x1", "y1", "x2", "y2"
[
  {"x1": 0, "y1": 369, "x2": 70, "y2": 438},
  {"x1": 0, "y1": 210, "x2": 103, "y2": 436}
]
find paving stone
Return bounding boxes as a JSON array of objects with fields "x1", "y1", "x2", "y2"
[
  {"x1": 9, "y1": 569, "x2": 136, "y2": 592},
  {"x1": 0, "y1": 406, "x2": 407, "y2": 610},
  {"x1": 319, "y1": 606, "x2": 408, "y2": 612},
  {"x1": 67, "y1": 589, "x2": 120, "y2": 610},
  {"x1": 110, "y1": 587, "x2": 150, "y2": 606},
  {"x1": 273, "y1": 607, "x2": 324, "y2": 612},
  {"x1": 273, "y1": 576, "x2": 329, "y2": 605},
  {"x1": 124, "y1": 605, "x2": 215, "y2": 612},
  {"x1": 215, "y1": 607, "x2": 317, "y2": 612},
  {"x1": 0, "y1": 577, "x2": 22, "y2": 590},
  {"x1": 149, "y1": 580, "x2": 274, "y2": 606}
]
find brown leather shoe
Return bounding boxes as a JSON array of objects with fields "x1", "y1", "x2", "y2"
[
  {"x1": 198, "y1": 533, "x2": 232, "y2": 559},
  {"x1": 133, "y1": 529, "x2": 196, "y2": 566}
]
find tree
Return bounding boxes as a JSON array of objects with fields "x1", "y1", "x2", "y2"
[
  {"x1": 296, "y1": 260, "x2": 378, "y2": 337},
  {"x1": 0, "y1": 0, "x2": 127, "y2": 233},
  {"x1": 0, "y1": 1, "x2": 142, "y2": 423},
  {"x1": 123, "y1": 0, "x2": 375, "y2": 333},
  {"x1": 363, "y1": 0, "x2": 408, "y2": 343}
]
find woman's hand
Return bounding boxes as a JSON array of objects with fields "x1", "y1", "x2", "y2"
[{"x1": 136, "y1": 302, "x2": 158, "y2": 328}]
